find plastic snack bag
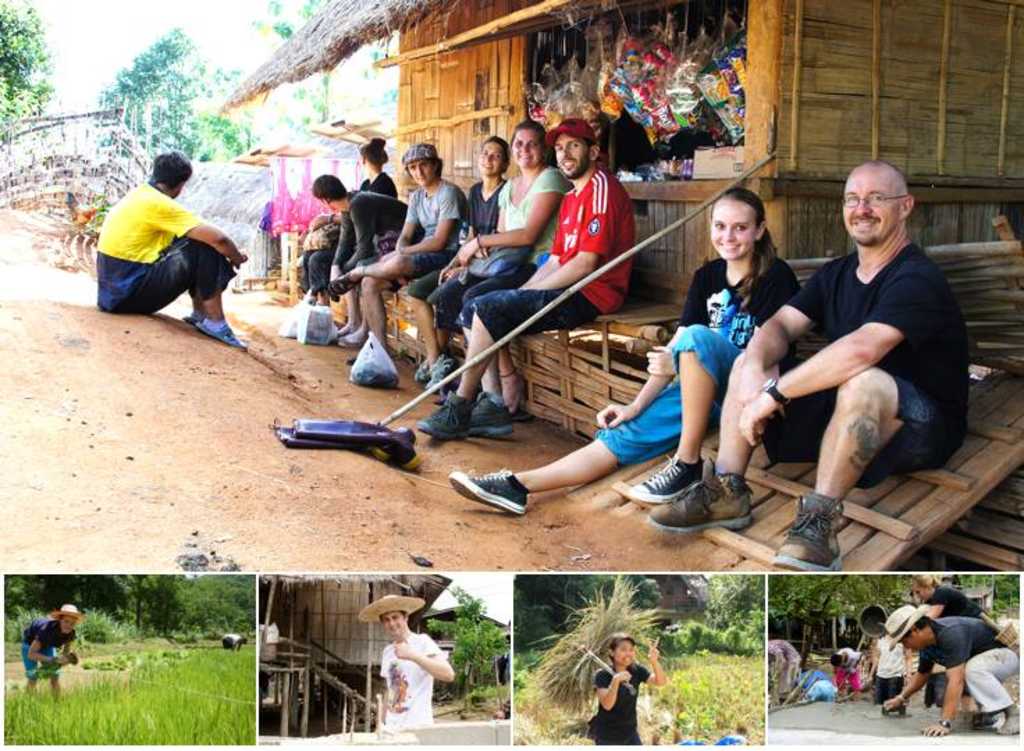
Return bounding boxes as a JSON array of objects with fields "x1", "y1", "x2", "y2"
[
  {"x1": 350, "y1": 332, "x2": 399, "y2": 388},
  {"x1": 296, "y1": 304, "x2": 338, "y2": 346}
]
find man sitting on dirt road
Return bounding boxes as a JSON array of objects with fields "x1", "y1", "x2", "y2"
[
  {"x1": 358, "y1": 594, "x2": 454, "y2": 733},
  {"x1": 21, "y1": 604, "x2": 84, "y2": 698},
  {"x1": 96, "y1": 151, "x2": 248, "y2": 348},
  {"x1": 416, "y1": 119, "x2": 636, "y2": 440},
  {"x1": 882, "y1": 604, "x2": 1020, "y2": 737},
  {"x1": 649, "y1": 160, "x2": 969, "y2": 572}
]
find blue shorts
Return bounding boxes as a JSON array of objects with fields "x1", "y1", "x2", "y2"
[
  {"x1": 22, "y1": 643, "x2": 58, "y2": 680},
  {"x1": 597, "y1": 325, "x2": 742, "y2": 465},
  {"x1": 465, "y1": 288, "x2": 599, "y2": 342},
  {"x1": 408, "y1": 251, "x2": 455, "y2": 278}
]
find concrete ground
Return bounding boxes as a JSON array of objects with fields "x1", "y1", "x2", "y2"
[{"x1": 768, "y1": 701, "x2": 1019, "y2": 745}]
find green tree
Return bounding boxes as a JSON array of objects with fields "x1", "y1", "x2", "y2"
[
  {"x1": 429, "y1": 588, "x2": 507, "y2": 699},
  {"x1": 0, "y1": 0, "x2": 52, "y2": 120}
]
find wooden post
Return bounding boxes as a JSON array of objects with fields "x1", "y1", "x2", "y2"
[
  {"x1": 788, "y1": 0, "x2": 805, "y2": 172},
  {"x1": 280, "y1": 671, "x2": 291, "y2": 738},
  {"x1": 321, "y1": 580, "x2": 327, "y2": 736},
  {"x1": 870, "y1": 0, "x2": 881, "y2": 159},
  {"x1": 998, "y1": 6, "x2": 1015, "y2": 177},
  {"x1": 262, "y1": 577, "x2": 277, "y2": 651},
  {"x1": 301, "y1": 661, "x2": 311, "y2": 738},
  {"x1": 365, "y1": 585, "x2": 374, "y2": 731},
  {"x1": 936, "y1": 0, "x2": 953, "y2": 175}
]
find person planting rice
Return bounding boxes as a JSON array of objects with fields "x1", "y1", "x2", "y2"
[
  {"x1": 222, "y1": 633, "x2": 247, "y2": 651},
  {"x1": 588, "y1": 633, "x2": 667, "y2": 745},
  {"x1": 21, "y1": 604, "x2": 84, "y2": 698}
]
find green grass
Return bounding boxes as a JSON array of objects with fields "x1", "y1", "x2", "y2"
[
  {"x1": 5, "y1": 646, "x2": 255, "y2": 745},
  {"x1": 515, "y1": 652, "x2": 764, "y2": 746}
]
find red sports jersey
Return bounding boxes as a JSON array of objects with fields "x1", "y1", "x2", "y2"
[{"x1": 550, "y1": 169, "x2": 636, "y2": 314}]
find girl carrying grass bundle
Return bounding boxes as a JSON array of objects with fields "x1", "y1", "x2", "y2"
[{"x1": 588, "y1": 633, "x2": 667, "y2": 745}]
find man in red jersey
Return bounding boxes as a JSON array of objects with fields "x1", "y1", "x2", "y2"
[{"x1": 417, "y1": 119, "x2": 636, "y2": 440}]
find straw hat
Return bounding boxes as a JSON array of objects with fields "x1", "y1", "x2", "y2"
[
  {"x1": 883, "y1": 604, "x2": 930, "y2": 646},
  {"x1": 358, "y1": 594, "x2": 425, "y2": 623},
  {"x1": 48, "y1": 604, "x2": 85, "y2": 623}
]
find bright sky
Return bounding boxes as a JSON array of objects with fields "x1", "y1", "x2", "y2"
[{"x1": 433, "y1": 574, "x2": 514, "y2": 626}]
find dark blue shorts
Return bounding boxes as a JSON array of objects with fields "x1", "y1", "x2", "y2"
[
  {"x1": 429, "y1": 265, "x2": 536, "y2": 332},
  {"x1": 408, "y1": 251, "x2": 454, "y2": 278},
  {"x1": 110, "y1": 238, "x2": 235, "y2": 315},
  {"x1": 762, "y1": 371, "x2": 957, "y2": 488},
  {"x1": 465, "y1": 287, "x2": 600, "y2": 342}
]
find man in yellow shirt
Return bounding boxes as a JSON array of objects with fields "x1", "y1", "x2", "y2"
[{"x1": 97, "y1": 151, "x2": 249, "y2": 348}]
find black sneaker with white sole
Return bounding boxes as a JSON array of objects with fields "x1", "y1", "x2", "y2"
[
  {"x1": 628, "y1": 458, "x2": 702, "y2": 505},
  {"x1": 449, "y1": 470, "x2": 528, "y2": 515}
]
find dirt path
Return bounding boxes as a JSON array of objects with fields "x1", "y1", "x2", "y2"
[{"x1": 0, "y1": 209, "x2": 704, "y2": 572}]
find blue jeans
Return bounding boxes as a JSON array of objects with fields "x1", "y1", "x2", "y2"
[{"x1": 597, "y1": 325, "x2": 742, "y2": 465}]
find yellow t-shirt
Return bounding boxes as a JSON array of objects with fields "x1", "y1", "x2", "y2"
[{"x1": 98, "y1": 185, "x2": 202, "y2": 264}]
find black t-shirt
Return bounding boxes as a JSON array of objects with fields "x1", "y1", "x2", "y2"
[
  {"x1": 786, "y1": 244, "x2": 968, "y2": 454},
  {"x1": 333, "y1": 191, "x2": 408, "y2": 268},
  {"x1": 591, "y1": 664, "x2": 651, "y2": 742},
  {"x1": 679, "y1": 257, "x2": 800, "y2": 350},
  {"x1": 928, "y1": 586, "x2": 982, "y2": 619},
  {"x1": 359, "y1": 172, "x2": 398, "y2": 199},
  {"x1": 468, "y1": 180, "x2": 505, "y2": 237},
  {"x1": 917, "y1": 616, "x2": 999, "y2": 673}
]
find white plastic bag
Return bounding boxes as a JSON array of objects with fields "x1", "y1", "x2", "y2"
[
  {"x1": 278, "y1": 299, "x2": 311, "y2": 339},
  {"x1": 349, "y1": 332, "x2": 399, "y2": 388},
  {"x1": 297, "y1": 304, "x2": 338, "y2": 345}
]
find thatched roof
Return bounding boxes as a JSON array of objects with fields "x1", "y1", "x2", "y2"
[
  {"x1": 223, "y1": 0, "x2": 444, "y2": 111},
  {"x1": 178, "y1": 162, "x2": 271, "y2": 251}
]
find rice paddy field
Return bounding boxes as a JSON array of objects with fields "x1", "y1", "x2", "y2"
[
  {"x1": 5, "y1": 646, "x2": 256, "y2": 745},
  {"x1": 514, "y1": 652, "x2": 765, "y2": 746}
]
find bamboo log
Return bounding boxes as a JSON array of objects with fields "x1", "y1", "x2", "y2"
[
  {"x1": 301, "y1": 661, "x2": 311, "y2": 737},
  {"x1": 605, "y1": 321, "x2": 671, "y2": 343},
  {"x1": 281, "y1": 672, "x2": 291, "y2": 738},
  {"x1": 937, "y1": 0, "x2": 953, "y2": 175},
  {"x1": 998, "y1": 6, "x2": 1015, "y2": 177},
  {"x1": 394, "y1": 106, "x2": 513, "y2": 137},
  {"x1": 788, "y1": 0, "x2": 805, "y2": 172},
  {"x1": 871, "y1": 0, "x2": 881, "y2": 159}
]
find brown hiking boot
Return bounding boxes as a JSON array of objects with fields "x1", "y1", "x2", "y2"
[
  {"x1": 773, "y1": 494, "x2": 843, "y2": 571},
  {"x1": 647, "y1": 473, "x2": 752, "y2": 534}
]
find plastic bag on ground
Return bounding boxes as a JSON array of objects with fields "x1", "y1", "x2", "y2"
[
  {"x1": 297, "y1": 304, "x2": 338, "y2": 345},
  {"x1": 350, "y1": 332, "x2": 399, "y2": 388},
  {"x1": 278, "y1": 299, "x2": 311, "y2": 339}
]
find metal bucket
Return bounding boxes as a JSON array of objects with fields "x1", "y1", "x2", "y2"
[{"x1": 859, "y1": 604, "x2": 888, "y2": 638}]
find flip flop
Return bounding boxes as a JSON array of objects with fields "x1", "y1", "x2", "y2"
[{"x1": 196, "y1": 320, "x2": 247, "y2": 349}]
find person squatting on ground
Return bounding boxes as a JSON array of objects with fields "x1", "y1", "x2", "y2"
[
  {"x1": 426, "y1": 120, "x2": 571, "y2": 413},
  {"x1": 768, "y1": 639, "x2": 802, "y2": 705},
  {"x1": 357, "y1": 594, "x2": 454, "y2": 733},
  {"x1": 647, "y1": 160, "x2": 969, "y2": 572},
  {"x1": 96, "y1": 151, "x2": 249, "y2": 348},
  {"x1": 330, "y1": 143, "x2": 468, "y2": 357},
  {"x1": 409, "y1": 135, "x2": 511, "y2": 389},
  {"x1": 417, "y1": 119, "x2": 635, "y2": 441},
  {"x1": 21, "y1": 604, "x2": 84, "y2": 698},
  {"x1": 447, "y1": 188, "x2": 798, "y2": 515},
  {"x1": 588, "y1": 634, "x2": 667, "y2": 745},
  {"x1": 829, "y1": 646, "x2": 863, "y2": 697},
  {"x1": 306, "y1": 175, "x2": 407, "y2": 344},
  {"x1": 882, "y1": 604, "x2": 1020, "y2": 737}
]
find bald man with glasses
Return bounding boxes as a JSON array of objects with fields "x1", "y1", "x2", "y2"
[{"x1": 650, "y1": 160, "x2": 969, "y2": 572}]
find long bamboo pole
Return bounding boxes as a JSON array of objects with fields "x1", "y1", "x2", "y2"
[
  {"x1": 871, "y1": 0, "x2": 881, "y2": 159},
  {"x1": 788, "y1": 0, "x2": 804, "y2": 172},
  {"x1": 378, "y1": 152, "x2": 778, "y2": 427},
  {"x1": 937, "y1": 0, "x2": 953, "y2": 175},
  {"x1": 998, "y1": 5, "x2": 1016, "y2": 177}
]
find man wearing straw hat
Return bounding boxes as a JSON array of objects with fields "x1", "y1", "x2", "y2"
[
  {"x1": 21, "y1": 604, "x2": 84, "y2": 697},
  {"x1": 358, "y1": 593, "x2": 455, "y2": 733},
  {"x1": 881, "y1": 604, "x2": 1019, "y2": 737},
  {"x1": 652, "y1": 160, "x2": 969, "y2": 572}
]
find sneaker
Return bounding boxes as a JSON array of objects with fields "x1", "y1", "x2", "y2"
[
  {"x1": 628, "y1": 459, "x2": 702, "y2": 506},
  {"x1": 647, "y1": 473, "x2": 752, "y2": 533},
  {"x1": 414, "y1": 359, "x2": 432, "y2": 385},
  {"x1": 468, "y1": 393, "x2": 513, "y2": 438},
  {"x1": 416, "y1": 393, "x2": 473, "y2": 440},
  {"x1": 426, "y1": 353, "x2": 458, "y2": 390},
  {"x1": 975, "y1": 711, "x2": 1006, "y2": 731},
  {"x1": 449, "y1": 469, "x2": 527, "y2": 515},
  {"x1": 998, "y1": 706, "x2": 1019, "y2": 736},
  {"x1": 182, "y1": 312, "x2": 204, "y2": 327},
  {"x1": 196, "y1": 319, "x2": 246, "y2": 349},
  {"x1": 773, "y1": 494, "x2": 843, "y2": 571}
]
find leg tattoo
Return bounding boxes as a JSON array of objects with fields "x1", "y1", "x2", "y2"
[{"x1": 848, "y1": 416, "x2": 881, "y2": 470}]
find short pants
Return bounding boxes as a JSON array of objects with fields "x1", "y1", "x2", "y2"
[
  {"x1": 762, "y1": 370, "x2": 957, "y2": 488},
  {"x1": 597, "y1": 325, "x2": 741, "y2": 465},
  {"x1": 22, "y1": 643, "x2": 58, "y2": 680},
  {"x1": 406, "y1": 269, "x2": 442, "y2": 301},
  {"x1": 463, "y1": 287, "x2": 599, "y2": 342},
  {"x1": 874, "y1": 675, "x2": 904, "y2": 705},
  {"x1": 429, "y1": 264, "x2": 536, "y2": 332},
  {"x1": 109, "y1": 238, "x2": 236, "y2": 315},
  {"x1": 408, "y1": 251, "x2": 455, "y2": 279}
]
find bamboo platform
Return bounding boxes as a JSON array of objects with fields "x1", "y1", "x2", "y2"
[{"x1": 567, "y1": 373, "x2": 1024, "y2": 571}]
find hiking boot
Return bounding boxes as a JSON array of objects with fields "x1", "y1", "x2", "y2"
[
  {"x1": 997, "y1": 706, "x2": 1019, "y2": 735},
  {"x1": 628, "y1": 458, "x2": 703, "y2": 506},
  {"x1": 647, "y1": 473, "x2": 752, "y2": 533},
  {"x1": 449, "y1": 469, "x2": 527, "y2": 515},
  {"x1": 416, "y1": 393, "x2": 473, "y2": 440},
  {"x1": 468, "y1": 393, "x2": 513, "y2": 438},
  {"x1": 773, "y1": 494, "x2": 843, "y2": 571},
  {"x1": 196, "y1": 319, "x2": 246, "y2": 349},
  {"x1": 426, "y1": 353, "x2": 458, "y2": 390},
  {"x1": 414, "y1": 359, "x2": 432, "y2": 385}
]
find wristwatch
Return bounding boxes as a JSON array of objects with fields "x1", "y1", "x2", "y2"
[
  {"x1": 939, "y1": 719, "x2": 952, "y2": 730},
  {"x1": 762, "y1": 378, "x2": 790, "y2": 406}
]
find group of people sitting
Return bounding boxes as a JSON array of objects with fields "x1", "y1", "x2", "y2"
[{"x1": 94, "y1": 119, "x2": 969, "y2": 572}]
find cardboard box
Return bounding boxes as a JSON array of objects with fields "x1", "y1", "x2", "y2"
[{"x1": 692, "y1": 146, "x2": 745, "y2": 179}]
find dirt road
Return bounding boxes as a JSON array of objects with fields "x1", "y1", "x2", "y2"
[{"x1": 1, "y1": 209, "x2": 718, "y2": 572}]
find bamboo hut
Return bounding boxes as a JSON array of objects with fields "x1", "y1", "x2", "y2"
[
  {"x1": 227, "y1": 0, "x2": 1024, "y2": 571},
  {"x1": 259, "y1": 574, "x2": 450, "y2": 740}
]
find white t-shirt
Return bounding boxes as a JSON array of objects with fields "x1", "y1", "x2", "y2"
[
  {"x1": 380, "y1": 632, "x2": 447, "y2": 732},
  {"x1": 836, "y1": 647, "x2": 862, "y2": 669},
  {"x1": 876, "y1": 640, "x2": 906, "y2": 679}
]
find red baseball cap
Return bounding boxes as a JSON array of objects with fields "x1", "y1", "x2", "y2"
[{"x1": 546, "y1": 118, "x2": 597, "y2": 148}]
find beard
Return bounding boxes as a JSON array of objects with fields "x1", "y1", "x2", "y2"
[{"x1": 559, "y1": 150, "x2": 592, "y2": 180}]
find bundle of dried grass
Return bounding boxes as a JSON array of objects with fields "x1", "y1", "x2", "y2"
[{"x1": 535, "y1": 577, "x2": 661, "y2": 713}]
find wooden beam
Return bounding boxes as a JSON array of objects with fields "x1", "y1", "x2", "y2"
[
  {"x1": 745, "y1": 0, "x2": 785, "y2": 172},
  {"x1": 937, "y1": 0, "x2": 953, "y2": 175},
  {"x1": 376, "y1": 0, "x2": 576, "y2": 69},
  {"x1": 394, "y1": 105, "x2": 513, "y2": 137},
  {"x1": 998, "y1": 5, "x2": 1015, "y2": 176},
  {"x1": 871, "y1": 0, "x2": 881, "y2": 159},
  {"x1": 788, "y1": 0, "x2": 805, "y2": 172}
]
